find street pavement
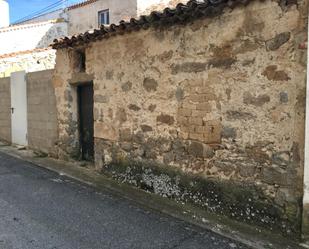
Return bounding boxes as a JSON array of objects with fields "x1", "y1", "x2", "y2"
[{"x1": 0, "y1": 151, "x2": 249, "y2": 249}]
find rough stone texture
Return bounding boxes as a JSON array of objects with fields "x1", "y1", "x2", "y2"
[
  {"x1": 243, "y1": 92, "x2": 270, "y2": 107},
  {"x1": 265, "y1": 32, "x2": 291, "y2": 51},
  {"x1": 53, "y1": 0, "x2": 307, "y2": 238},
  {"x1": 0, "y1": 49, "x2": 56, "y2": 78},
  {"x1": 262, "y1": 65, "x2": 291, "y2": 81},
  {"x1": 0, "y1": 77, "x2": 11, "y2": 143},
  {"x1": 27, "y1": 70, "x2": 58, "y2": 156},
  {"x1": 52, "y1": 50, "x2": 80, "y2": 160}
]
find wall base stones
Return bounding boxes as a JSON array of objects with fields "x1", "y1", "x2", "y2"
[{"x1": 96, "y1": 140, "x2": 302, "y2": 238}]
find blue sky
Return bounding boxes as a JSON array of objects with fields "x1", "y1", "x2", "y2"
[{"x1": 7, "y1": 0, "x2": 81, "y2": 23}]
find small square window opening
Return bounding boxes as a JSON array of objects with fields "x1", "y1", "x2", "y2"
[{"x1": 98, "y1": 9, "x2": 110, "y2": 26}]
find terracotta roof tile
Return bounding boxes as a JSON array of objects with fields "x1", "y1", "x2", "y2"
[
  {"x1": 53, "y1": 0, "x2": 294, "y2": 49},
  {"x1": 0, "y1": 48, "x2": 52, "y2": 59},
  {"x1": 67, "y1": 0, "x2": 99, "y2": 10}
]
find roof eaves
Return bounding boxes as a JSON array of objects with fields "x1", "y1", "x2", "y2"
[{"x1": 53, "y1": 0, "x2": 294, "y2": 49}]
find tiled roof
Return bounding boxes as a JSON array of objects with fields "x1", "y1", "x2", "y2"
[
  {"x1": 53, "y1": 0, "x2": 292, "y2": 49},
  {"x1": 67, "y1": 0, "x2": 99, "y2": 10},
  {"x1": 0, "y1": 48, "x2": 52, "y2": 59}
]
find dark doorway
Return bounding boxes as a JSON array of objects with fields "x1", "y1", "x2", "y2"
[{"x1": 78, "y1": 83, "x2": 94, "y2": 161}]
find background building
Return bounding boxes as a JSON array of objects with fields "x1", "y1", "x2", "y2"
[
  {"x1": 0, "y1": 0, "x2": 190, "y2": 77},
  {"x1": 0, "y1": 0, "x2": 9, "y2": 28},
  {"x1": 13, "y1": 0, "x2": 189, "y2": 35}
]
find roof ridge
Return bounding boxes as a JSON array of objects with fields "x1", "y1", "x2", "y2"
[{"x1": 0, "y1": 19, "x2": 65, "y2": 33}]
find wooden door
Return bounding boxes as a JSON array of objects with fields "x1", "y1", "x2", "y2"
[{"x1": 78, "y1": 83, "x2": 94, "y2": 161}]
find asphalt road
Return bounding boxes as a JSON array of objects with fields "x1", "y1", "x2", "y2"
[{"x1": 0, "y1": 151, "x2": 249, "y2": 249}]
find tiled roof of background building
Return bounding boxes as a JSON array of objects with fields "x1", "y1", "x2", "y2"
[
  {"x1": 53, "y1": 0, "x2": 293, "y2": 49},
  {"x1": 0, "y1": 48, "x2": 52, "y2": 59},
  {"x1": 67, "y1": 0, "x2": 99, "y2": 10},
  {"x1": 1, "y1": 19, "x2": 64, "y2": 33}
]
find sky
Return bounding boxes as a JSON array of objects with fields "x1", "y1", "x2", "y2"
[{"x1": 7, "y1": 0, "x2": 81, "y2": 23}]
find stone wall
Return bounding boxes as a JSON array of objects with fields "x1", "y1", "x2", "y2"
[
  {"x1": 0, "y1": 77, "x2": 11, "y2": 143},
  {"x1": 27, "y1": 70, "x2": 58, "y2": 156},
  {"x1": 0, "y1": 49, "x2": 56, "y2": 78},
  {"x1": 53, "y1": 0, "x2": 308, "y2": 238}
]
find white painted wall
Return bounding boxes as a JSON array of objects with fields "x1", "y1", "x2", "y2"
[
  {"x1": 67, "y1": 0, "x2": 137, "y2": 35},
  {"x1": 0, "y1": 20, "x2": 67, "y2": 55},
  {"x1": 10, "y1": 71, "x2": 28, "y2": 146},
  {"x1": 0, "y1": 0, "x2": 9, "y2": 28}
]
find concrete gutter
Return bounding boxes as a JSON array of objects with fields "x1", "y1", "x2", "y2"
[{"x1": 0, "y1": 143, "x2": 304, "y2": 249}]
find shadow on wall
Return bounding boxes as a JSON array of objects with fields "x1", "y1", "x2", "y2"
[{"x1": 36, "y1": 21, "x2": 68, "y2": 49}]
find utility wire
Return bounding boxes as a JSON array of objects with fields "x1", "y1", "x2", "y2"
[
  {"x1": 19, "y1": 0, "x2": 64, "y2": 19},
  {"x1": 14, "y1": 0, "x2": 64, "y2": 24},
  {"x1": 13, "y1": 0, "x2": 68, "y2": 24}
]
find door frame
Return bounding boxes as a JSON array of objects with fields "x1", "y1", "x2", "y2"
[{"x1": 77, "y1": 81, "x2": 94, "y2": 161}]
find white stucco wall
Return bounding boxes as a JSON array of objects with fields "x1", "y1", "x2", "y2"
[
  {"x1": 67, "y1": 0, "x2": 137, "y2": 35},
  {"x1": 0, "y1": 0, "x2": 9, "y2": 28},
  {"x1": 0, "y1": 20, "x2": 67, "y2": 55}
]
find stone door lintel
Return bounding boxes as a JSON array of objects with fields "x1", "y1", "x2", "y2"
[{"x1": 69, "y1": 72, "x2": 94, "y2": 86}]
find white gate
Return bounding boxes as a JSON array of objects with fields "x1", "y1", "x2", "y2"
[{"x1": 10, "y1": 71, "x2": 28, "y2": 146}]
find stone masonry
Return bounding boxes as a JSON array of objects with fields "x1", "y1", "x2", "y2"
[
  {"x1": 0, "y1": 49, "x2": 56, "y2": 78},
  {"x1": 52, "y1": 0, "x2": 308, "y2": 238}
]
